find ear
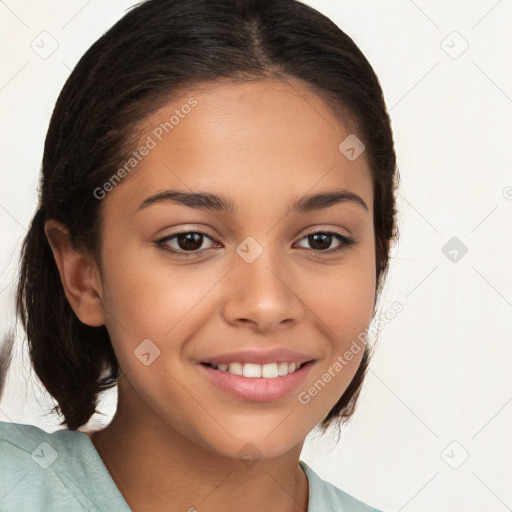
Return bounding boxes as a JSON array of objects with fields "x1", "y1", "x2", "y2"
[{"x1": 44, "y1": 219, "x2": 106, "y2": 327}]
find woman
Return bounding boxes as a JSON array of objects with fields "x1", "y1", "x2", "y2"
[{"x1": 0, "y1": 0, "x2": 398, "y2": 510}]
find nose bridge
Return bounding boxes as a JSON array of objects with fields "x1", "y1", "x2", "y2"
[
  {"x1": 222, "y1": 234, "x2": 305, "y2": 330},
  {"x1": 238, "y1": 238, "x2": 286, "y2": 293}
]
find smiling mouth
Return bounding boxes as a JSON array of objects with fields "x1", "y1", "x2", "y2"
[
  {"x1": 198, "y1": 359, "x2": 315, "y2": 402},
  {"x1": 200, "y1": 361, "x2": 310, "y2": 378}
]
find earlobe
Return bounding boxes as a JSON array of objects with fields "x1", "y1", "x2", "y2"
[{"x1": 44, "y1": 219, "x2": 106, "y2": 327}]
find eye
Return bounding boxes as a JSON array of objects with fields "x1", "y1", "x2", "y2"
[
  {"x1": 155, "y1": 229, "x2": 356, "y2": 257},
  {"x1": 294, "y1": 231, "x2": 356, "y2": 254},
  {"x1": 155, "y1": 230, "x2": 220, "y2": 257}
]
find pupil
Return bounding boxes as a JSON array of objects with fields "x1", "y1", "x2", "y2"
[
  {"x1": 178, "y1": 233, "x2": 203, "y2": 251},
  {"x1": 309, "y1": 233, "x2": 331, "y2": 250}
]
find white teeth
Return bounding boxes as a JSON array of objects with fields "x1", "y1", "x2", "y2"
[
  {"x1": 278, "y1": 362, "x2": 289, "y2": 376},
  {"x1": 261, "y1": 363, "x2": 279, "y2": 378},
  {"x1": 228, "y1": 362, "x2": 243, "y2": 375},
  {"x1": 210, "y1": 361, "x2": 302, "y2": 378},
  {"x1": 243, "y1": 363, "x2": 261, "y2": 378}
]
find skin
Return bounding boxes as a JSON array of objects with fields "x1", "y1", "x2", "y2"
[{"x1": 45, "y1": 77, "x2": 376, "y2": 512}]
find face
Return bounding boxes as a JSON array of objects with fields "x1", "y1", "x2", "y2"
[{"x1": 94, "y1": 78, "x2": 376, "y2": 460}]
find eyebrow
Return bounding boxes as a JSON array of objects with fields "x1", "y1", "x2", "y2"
[{"x1": 137, "y1": 188, "x2": 368, "y2": 214}]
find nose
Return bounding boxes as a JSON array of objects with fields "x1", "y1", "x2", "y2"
[{"x1": 221, "y1": 247, "x2": 306, "y2": 333}]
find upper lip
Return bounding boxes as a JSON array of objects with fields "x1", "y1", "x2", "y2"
[{"x1": 200, "y1": 348, "x2": 316, "y2": 366}]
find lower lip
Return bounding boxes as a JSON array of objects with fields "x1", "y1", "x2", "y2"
[{"x1": 198, "y1": 362, "x2": 313, "y2": 402}]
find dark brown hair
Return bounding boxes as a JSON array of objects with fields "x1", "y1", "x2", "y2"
[{"x1": 14, "y1": 0, "x2": 399, "y2": 431}]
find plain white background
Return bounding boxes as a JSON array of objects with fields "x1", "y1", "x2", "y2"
[{"x1": 1, "y1": 1, "x2": 511, "y2": 511}]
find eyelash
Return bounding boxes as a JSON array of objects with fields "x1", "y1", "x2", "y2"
[{"x1": 155, "y1": 229, "x2": 356, "y2": 257}]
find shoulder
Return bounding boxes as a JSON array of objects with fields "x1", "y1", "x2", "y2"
[
  {"x1": 0, "y1": 420, "x2": 95, "y2": 511},
  {"x1": 0, "y1": 419, "x2": 83, "y2": 446},
  {"x1": 0, "y1": 420, "x2": 84, "y2": 468},
  {"x1": 300, "y1": 460, "x2": 385, "y2": 512}
]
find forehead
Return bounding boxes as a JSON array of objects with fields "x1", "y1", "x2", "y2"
[{"x1": 103, "y1": 78, "x2": 373, "y2": 216}]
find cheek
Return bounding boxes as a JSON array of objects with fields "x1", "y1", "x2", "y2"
[
  {"x1": 299, "y1": 244, "x2": 376, "y2": 407},
  {"x1": 308, "y1": 243, "x2": 376, "y2": 348},
  {"x1": 100, "y1": 251, "x2": 221, "y2": 349},
  {"x1": 321, "y1": 273, "x2": 375, "y2": 348}
]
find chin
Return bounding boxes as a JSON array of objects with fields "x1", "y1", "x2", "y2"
[{"x1": 193, "y1": 422, "x2": 307, "y2": 463}]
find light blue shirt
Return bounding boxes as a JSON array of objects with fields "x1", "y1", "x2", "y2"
[{"x1": 0, "y1": 421, "x2": 383, "y2": 511}]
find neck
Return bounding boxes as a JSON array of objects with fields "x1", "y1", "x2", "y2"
[{"x1": 88, "y1": 377, "x2": 309, "y2": 512}]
